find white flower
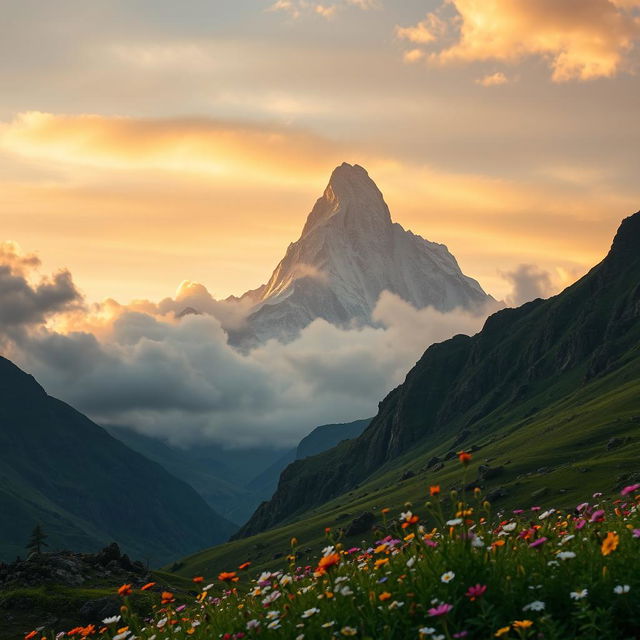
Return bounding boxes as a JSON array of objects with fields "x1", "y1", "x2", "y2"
[
  {"x1": 614, "y1": 585, "x2": 631, "y2": 594},
  {"x1": 471, "y1": 535, "x2": 485, "y2": 548},
  {"x1": 440, "y1": 571, "x2": 455, "y2": 583},
  {"x1": 400, "y1": 511, "x2": 414, "y2": 522},
  {"x1": 446, "y1": 518, "x2": 463, "y2": 526},
  {"x1": 246, "y1": 620, "x2": 260, "y2": 630},
  {"x1": 102, "y1": 616, "x2": 121, "y2": 625},
  {"x1": 301, "y1": 608, "x2": 320, "y2": 618},
  {"x1": 523, "y1": 600, "x2": 546, "y2": 611},
  {"x1": 434, "y1": 636, "x2": 445, "y2": 640},
  {"x1": 389, "y1": 600, "x2": 404, "y2": 609},
  {"x1": 280, "y1": 574, "x2": 293, "y2": 586},
  {"x1": 547, "y1": 560, "x2": 559, "y2": 567},
  {"x1": 266, "y1": 610, "x2": 280, "y2": 620},
  {"x1": 267, "y1": 620, "x2": 281, "y2": 630},
  {"x1": 262, "y1": 591, "x2": 281, "y2": 605},
  {"x1": 557, "y1": 551, "x2": 576, "y2": 560},
  {"x1": 502, "y1": 522, "x2": 517, "y2": 532},
  {"x1": 339, "y1": 585, "x2": 354, "y2": 596},
  {"x1": 406, "y1": 556, "x2": 416, "y2": 568},
  {"x1": 538, "y1": 509, "x2": 555, "y2": 520},
  {"x1": 113, "y1": 633, "x2": 130, "y2": 640},
  {"x1": 322, "y1": 545, "x2": 335, "y2": 556},
  {"x1": 559, "y1": 535, "x2": 575, "y2": 545},
  {"x1": 296, "y1": 635, "x2": 305, "y2": 640},
  {"x1": 570, "y1": 589, "x2": 588, "y2": 600},
  {"x1": 258, "y1": 571, "x2": 272, "y2": 583},
  {"x1": 335, "y1": 576, "x2": 349, "y2": 584},
  {"x1": 341, "y1": 627, "x2": 358, "y2": 636},
  {"x1": 321, "y1": 621, "x2": 336, "y2": 628},
  {"x1": 156, "y1": 618, "x2": 167, "y2": 629},
  {"x1": 418, "y1": 628, "x2": 436, "y2": 636}
]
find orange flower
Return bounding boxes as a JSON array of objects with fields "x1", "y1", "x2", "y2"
[
  {"x1": 161, "y1": 591, "x2": 175, "y2": 604},
  {"x1": 192, "y1": 576, "x2": 204, "y2": 583},
  {"x1": 374, "y1": 557, "x2": 390, "y2": 568},
  {"x1": 458, "y1": 451, "x2": 472, "y2": 465},
  {"x1": 238, "y1": 562, "x2": 252, "y2": 570},
  {"x1": 513, "y1": 620, "x2": 533, "y2": 629},
  {"x1": 218, "y1": 571, "x2": 239, "y2": 582},
  {"x1": 601, "y1": 531, "x2": 619, "y2": 556},
  {"x1": 429, "y1": 485, "x2": 441, "y2": 496},
  {"x1": 494, "y1": 626, "x2": 511, "y2": 637},
  {"x1": 117, "y1": 584, "x2": 133, "y2": 597},
  {"x1": 381, "y1": 508, "x2": 391, "y2": 514},
  {"x1": 25, "y1": 632, "x2": 38, "y2": 640},
  {"x1": 80, "y1": 625, "x2": 95, "y2": 637},
  {"x1": 140, "y1": 582, "x2": 156, "y2": 591},
  {"x1": 317, "y1": 552, "x2": 341, "y2": 571},
  {"x1": 378, "y1": 591, "x2": 392, "y2": 601}
]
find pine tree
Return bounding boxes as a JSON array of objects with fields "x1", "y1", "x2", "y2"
[{"x1": 26, "y1": 524, "x2": 48, "y2": 555}]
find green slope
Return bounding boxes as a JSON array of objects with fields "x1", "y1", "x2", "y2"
[{"x1": 0, "y1": 358, "x2": 236, "y2": 566}]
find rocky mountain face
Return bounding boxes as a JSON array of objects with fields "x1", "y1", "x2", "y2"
[
  {"x1": 0, "y1": 357, "x2": 236, "y2": 565},
  {"x1": 231, "y1": 163, "x2": 493, "y2": 345},
  {"x1": 235, "y1": 211, "x2": 640, "y2": 537}
]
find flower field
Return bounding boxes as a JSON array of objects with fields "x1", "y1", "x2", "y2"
[{"x1": 30, "y1": 457, "x2": 640, "y2": 640}]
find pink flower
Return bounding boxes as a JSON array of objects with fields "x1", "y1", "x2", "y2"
[
  {"x1": 428, "y1": 603, "x2": 453, "y2": 617},
  {"x1": 576, "y1": 502, "x2": 589, "y2": 511},
  {"x1": 424, "y1": 539, "x2": 438, "y2": 548},
  {"x1": 531, "y1": 506, "x2": 541, "y2": 511},
  {"x1": 465, "y1": 584, "x2": 487, "y2": 601},
  {"x1": 529, "y1": 537, "x2": 548, "y2": 548},
  {"x1": 513, "y1": 509, "x2": 524, "y2": 515},
  {"x1": 632, "y1": 529, "x2": 640, "y2": 539},
  {"x1": 590, "y1": 509, "x2": 605, "y2": 523},
  {"x1": 621, "y1": 484, "x2": 640, "y2": 496},
  {"x1": 575, "y1": 518, "x2": 587, "y2": 530}
]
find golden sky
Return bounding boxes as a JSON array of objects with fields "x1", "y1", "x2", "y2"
[{"x1": 1, "y1": 0, "x2": 639, "y2": 304}]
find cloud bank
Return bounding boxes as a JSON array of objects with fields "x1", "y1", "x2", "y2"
[
  {"x1": 0, "y1": 243, "x2": 500, "y2": 449},
  {"x1": 397, "y1": 0, "x2": 640, "y2": 81}
]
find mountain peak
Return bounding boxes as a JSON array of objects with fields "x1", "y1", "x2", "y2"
[{"x1": 301, "y1": 163, "x2": 390, "y2": 238}]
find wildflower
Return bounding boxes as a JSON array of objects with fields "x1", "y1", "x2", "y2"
[
  {"x1": 113, "y1": 632, "x2": 130, "y2": 640},
  {"x1": 339, "y1": 585, "x2": 354, "y2": 596},
  {"x1": 428, "y1": 603, "x2": 453, "y2": 617},
  {"x1": 590, "y1": 509, "x2": 605, "y2": 523},
  {"x1": 465, "y1": 584, "x2": 487, "y2": 601},
  {"x1": 321, "y1": 621, "x2": 335, "y2": 628},
  {"x1": 453, "y1": 633, "x2": 468, "y2": 639},
  {"x1": 440, "y1": 571, "x2": 455, "y2": 583},
  {"x1": 266, "y1": 611, "x2": 280, "y2": 620},
  {"x1": 458, "y1": 451, "x2": 472, "y2": 465},
  {"x1": 140, "y1": 582, "x2": 155, "y2": 591},
  {"x1": 557, "y1": 551, "x2": 576, "y2": 560},
  {"x1": 613, "y1": 585, "x2": 630, "y2": 594},
  {"x1": 406, "y1": 556, "x2": 416, "y2": 568},
  {"x1": 621, "y1": 483, "x2": 640, "y2": 496},
  {"x1": 379, "y1": 592, "x2": 392, "y2": 601},
  {"x1": 192, "y1": 576, "x2": 203, "y2": 583},
  {"x1": 502, "y1": 522, "x2": 517, "y2": 532},
  {"x1": 117, "y1": 584, "x2": 132, "y2": 597},
  {"x1": 529, "y1": 537, "x2": 548, "y2": 548},
  {"x1": 374, "y1": 558, "x2": 389, "y2": 568},
  {"x1": 494, "y1": 627, "x2": 510, "y2": 637},
  {"x1": 430, "y1": 485, "x2": 441, "y2": 496},
  {"x1": 218, "y1": 571, "x2": 239, "y2": 582},
  {"x1": 262, "y1": 591, "x2": 281, "y2": 605},
  {"x1": 570, "y1": 589, "x2": 588, "y2": 600},
  {"x1": 522, "y1": 601, "x2": 545, "y2": 612},
  {"x1": 322, "y1": 545, "x2": 335, "y2": 555},
  {"x1": 633, "y1": 529, "x2": 640, "y2": 538},
  {"x1": 301, "y1": 608, "x2": 320, "y2": 618},
  {"x1": 238, "y1": 562, "x2": 251, "y2": 570},
  {"x1": 25, "y1": 632, "x2": 38, "y2": 640},
  {"x1": 601, "y1": 531, "x2": 619, "y2": 556},
  {"x1": 513, "y1": 620, "x2": 533, "y2": 630},
  {"x1": 389, "y1": 600, "x2": 405, "y2": 609},
  {"x1": 446, "y1": 518, "x2": 463, "y2": 526},
  {"x1": 341, "y1": 628, "x2": 358, "y2": 636},
  {"x1": 317, "y1": 552, "x2": 341, "y2": 572},
  {"x1": 160, "y1": 591, "x2": 174, "y2": 604},
  {"x1": 102, "y1": 617, "x2": 121, "y2": 625},
  {"x1": 418, "y1": 629, "x2": 436, "y2": 636},
  {"x1": 267, "y1": 621, "x2": 281, "y2": 630}
]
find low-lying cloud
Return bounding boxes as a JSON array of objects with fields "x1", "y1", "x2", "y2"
[{"x1": 1, "y1": 244, "x2": 497, "y2": 449}]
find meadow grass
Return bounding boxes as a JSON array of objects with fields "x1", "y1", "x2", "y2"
[{"x1": 33, "y1": 459, "x2": 640, "y2": 640}]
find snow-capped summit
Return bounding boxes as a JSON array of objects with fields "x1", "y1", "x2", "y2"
[{"x1": 234, "y1": 163, "x2": 493, "y2": 344}]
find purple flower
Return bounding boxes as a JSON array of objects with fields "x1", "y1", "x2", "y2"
[
  {"x1": 378, "y1": 577, "x2": 388, "y2": 583},
  {"x1": 590, "y1": 509, "x2": 605, "y2": 523},
  {"x1": 632, "y1": 529, "x2": 640, "y2": 539},
  {"x1": 621, "y1": 483, "x2": 640, "y2": 496},
  {"x1": 529, "y1": 537, "x2": 548, "y2": 548},
  {"x1": 513, "y1": 509, "x2": 524, "y2": 515},
  {"x1": 575, "y1": 518, "x2": 587, "y2": 530},
  {"x1": 453, "y1": 633, "x2": 468, "y2": 639},
  {"x1": 175, "y1": 605, "x2": 186, "y2": 613},
  {"x1": 428, "y1": 603, "x2": 453, "y2": 617},
  {"x1": 531, "y1": 506, "x2": 541, "y2": 512}
]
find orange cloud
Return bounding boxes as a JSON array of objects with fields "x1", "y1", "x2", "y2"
[
  {"x1": 0, "y1": 111, "x2": 345, "y2": 187},
  {"x1": 396, "y1": 0, "x2": 640, "y2": 81},
  {"x1": 267, "y1": 0, "x2": 377, "y2": 20},
  {"x1": 477, "y1": 72, "x2": 509, "y2": 87}
]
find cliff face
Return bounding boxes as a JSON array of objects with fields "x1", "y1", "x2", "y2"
[{"x1": 235, "y1": 212, "x2": 640, "y2": 538}]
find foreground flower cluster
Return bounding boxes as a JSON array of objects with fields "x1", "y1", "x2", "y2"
[{"x1": 31, "y1": 460, "x2": 640, "y2": 640}]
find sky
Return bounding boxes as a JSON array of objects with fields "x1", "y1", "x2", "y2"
[{"x1": 0, "y1": 0, "x2": 639, "y2": 447}]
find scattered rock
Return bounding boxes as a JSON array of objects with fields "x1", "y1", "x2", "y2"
[
  {"x1": 486, "y1": 487, "x2": 509, "y2": 502},
  {"x1": 607, "y1": 437, "x2": 630, "y2": 451},
  {"x1": 425, "y1": 456, "x2": 442, "y2": 469},
  {"x1": 345, "y1": 512, "x2": 376, "y2": 537},
  {"x1": 478, "y1": 465, "x2": 505, "y2": 481},
  {"x1": 399, "y1": 470, "x2": 415, "y2": 481}
]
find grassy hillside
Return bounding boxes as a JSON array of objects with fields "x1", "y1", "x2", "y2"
[{"x1": 171, "y1": 350, "x2": 639, "y2": 579}]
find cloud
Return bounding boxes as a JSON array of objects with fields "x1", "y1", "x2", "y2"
[
  {"x1": 0, "y1": 242, "x2": 82, "y2": 330},
  {"x1": 477, "y1": 72, "x2": 509, "y2": 87},
  {"x1": 501, "y1": 264, "x2": 556, "y2": 306},
  {"x1": 0, "y1": 111, "x2": 345, "y2": 187},
  {"x1": 267, "y1": 0, "x2": 378, "y2": 20},
  {"x1": 2, "y1": 249, "x2": 497, "y2": 448},
  {"x1": 396, "y1": 0, "x2": 640, "y2": 81}
]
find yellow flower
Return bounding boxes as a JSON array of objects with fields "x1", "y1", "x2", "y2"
[
  {"x1": 495, "y1": 627, "x2": 511, "y2": 637},
  {"x1": 513, "y1": 620, "x2": 533, "y2": 629},
  {"x1": 374, "y1": 557, "x2": 389, "y2": 568},
  {"x1": 601, "y1": 531, "x2": 619, "y2": 556}
]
